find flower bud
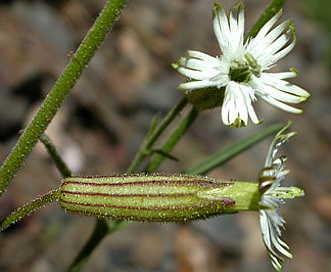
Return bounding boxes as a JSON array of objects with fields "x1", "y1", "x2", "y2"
[{"x1": 59, "y1": 174, "x2": 259, "y2": 222}]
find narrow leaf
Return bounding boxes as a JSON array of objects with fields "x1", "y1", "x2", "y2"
[{"x1": 187, "y1": 124, "x2": 284, "y2": 175}]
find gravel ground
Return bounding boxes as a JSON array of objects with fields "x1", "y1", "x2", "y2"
[{"x1": 0, "y1": 1, "x2": 330, "y2": 272}]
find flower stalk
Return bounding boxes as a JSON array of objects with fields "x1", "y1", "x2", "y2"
[
  {"x1": 0, "y1": 0, "x2": 129, "y2": 197},
  {"x1": 0, "y1": 189, "x2": 60, "y2": 232}
]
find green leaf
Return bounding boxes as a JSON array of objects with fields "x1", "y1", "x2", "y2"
[
  {"x1": 246, "y1": 0, "x2": 287, "y2": 41},
  {"x1": 187, "y1": 123, "x2": 284, "y2": 175}
]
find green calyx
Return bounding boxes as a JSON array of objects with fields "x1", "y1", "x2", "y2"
[
  {"x1": 199, "y1": 181, "x2": 260, "y2": 212},
  {"x1": 185, "y1": 86, "x2": 225, "y2": 110},
  {"x1": 230, "y1": 117, "x2": 247, "y2": 128},
  {"x1": 59, "y1": 175, "x2": 261, "y2": 223}
]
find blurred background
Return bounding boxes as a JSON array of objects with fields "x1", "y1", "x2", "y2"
[{"x1": 0, "y1": 0, "x2": 330, "y2": 271}]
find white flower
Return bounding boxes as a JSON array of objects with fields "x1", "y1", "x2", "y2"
[
  {"x1": 173, "y1": 2, "x2": 310, "y2": 127},
  {"x1": 258, "y1": 124, "x2": 304, "y2": 271}
]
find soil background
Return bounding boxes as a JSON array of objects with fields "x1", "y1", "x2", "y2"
[{"x1": 0, "y1": 1, "x2": 330, "y2": 271}]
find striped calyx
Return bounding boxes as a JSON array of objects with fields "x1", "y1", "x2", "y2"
[
  {"x1": 59, "y1": 174, "x2": 259, "y2": 222},
  {"x1": 59, "y1": 174, "x2": 244, "y2": 222}
]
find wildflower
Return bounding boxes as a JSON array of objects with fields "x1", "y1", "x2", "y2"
[
  {"x1": 58, "y1": 124, "x2": 304, "y2": 270},
  {"x1": 173, "y1": 2, "x2": 310, "y2": 127},
  {"x1": 258, "y1": 124, "x2": 304, "y2": 270}
]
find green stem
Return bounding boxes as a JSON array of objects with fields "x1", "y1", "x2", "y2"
[
  {"x1": 0, "y1": 134, "x2": 72, "y2": 232},
  {"x1": 245, "y1": 0, "x2": 287, "y2": 41},
  {"x1": 66, "y1": 219, "x2": 110, "y2": 272},
  {"x1": 0, "y1": 189, "x2": 60, "y2": 232},
  {"x1": 145, "y1": 107, "x2": 199, "y2": 173},
  {"x1": 127, "y1": 97, "x2": 188, "y2": 173},
  {"x1": 0, "y1": 0, "x2": 129, "y2": 197},
  {"x1": 66, "y1": 219, "x2": 131, "y2": 272},
  {"x1": 40, "y1": 134, "x2": 73, "y2": 178}
]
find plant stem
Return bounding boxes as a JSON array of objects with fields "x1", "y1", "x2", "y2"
[
  {"x1": 66, "y1": 219, "x2": 110, "y2": 272},
  {"x1": 145, "y1": 107, "x2": 199, "y2": 173},
  {"x1": 127, "y1": 97, "x2": 188, "y2": 173},
  {"x1": 0, "y1": 189, "x2": 60, "y2": 232},
  {"x1": 0, "y1": 0, "x2": 129, "y2": 197},
  {"x1": 40, "y1": 134, "x2": 73, "y2": 178}
]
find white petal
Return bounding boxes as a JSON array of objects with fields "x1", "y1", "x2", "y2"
[
  {"x1": 260, "y1": 87, "x2": 305, "y2": 104},
  {"x1": 258, "y1": 126, "x2": 303, "y2": 270},
  {"x1": 246, "y1": 15, "x2": 296, "y2": 69},
  {"x1": 254, "y1": 10, "x2": 283, "y2": 41},
  {"x1": 260, "y1": 95, "x2": 303, "y2": 113},
  {"x1": 272, "y1": 71, "x2": 297, "y2": 79},
  {"x1": 213, "y1": 2, "x2": 246, "y2": 59},
  {"x1": 222, "y1": 85, "x2": 236, "y2": 125},
  {"x1": 240, "y1": 84, "x2": 257, "y2": 123},
  {"x1": 271, "y1": 32, "x2": 296, "y2": 63},
  {"x1": 221, "y1": 82, "x2": 257, "y2": 126},
  {"x1": 247, "y1": 102, "x2": 260, "y2": 124},
  {"x1": 178, "y1": 80, "x2": 219, "y2": 90},
  {"x1": 229, "y1": 2, "x2": 245, "y2": 52},
  {"x1": 248, "y1": 19, "x2": 289, "y2": 55},
  {"x1": 260, "y1": 208, "x2": 292, "y2": 271},
  {"x1": 213, "y1": 3, "x2": 231, "y2": 54},
  {"x1": 222, "y1": 83, "x2": 241, "y2": 125},
  {"x1": 267, "y1": 31, "x2": 295, "y2": 58},
  {"x1": 257, "y1": 33, "x2": 294, "y2": 68},
  {"x1": 260, "y1": 74, "x2": 310, "y2": 98},
  {"x1": 263, "y1": 20, "x2": 292, "y2": 46},
  {"x1": 252, "y1": 78, "x2": 306, "y2": 104},
  {"x1": 178, "y1": 58, "x2": 219, "y2": 71},
  {"x1": 187, "y1": 50, "x2": 220, "y2": 64},
  {"x1": 260, "y1": 211, "x2": 284, "y2": 271},
  {"x1": 176, "y1": 66, "x2": 223, "y2": 81}
]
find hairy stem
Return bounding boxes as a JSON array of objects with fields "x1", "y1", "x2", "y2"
[
  {"x1": 40, "y1": 134, "x2": 73, "y2": 178},
  {"x1": 0, "y1": 0, "x2": 129, "y2": 196},
  {"x1": 145, "y1": 107, "x2": 199, "y2": 173},
  {"x1": 127, "y1": 97, "x2": 188, "y2": 173},
  {"x1": 66, "y1": 219, "x2": 110, "y2": 272},
  {"x1": 0, "y1": 189, "x2": 60, "y2": 232}
]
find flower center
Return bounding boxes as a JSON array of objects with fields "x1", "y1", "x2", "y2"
[
  {"x1": 229, "y1": 53, "x2": 261, "y2": 83},
  {"x1": 245, "y1": 53, "x2": 261, "y2": 77},
  {"x1": 229, "y1": 64, "x2": 251, "y2": 83}
]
